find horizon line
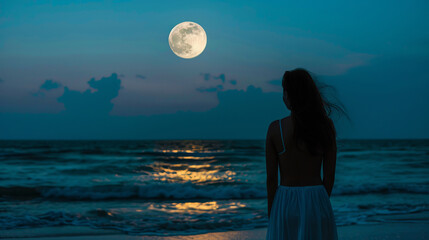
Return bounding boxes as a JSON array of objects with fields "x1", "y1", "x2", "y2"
[{"x1": 0, "y1": 138, "x2": 428, "y2": 141}]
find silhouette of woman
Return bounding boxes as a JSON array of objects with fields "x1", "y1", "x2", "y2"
[{"x1": 265, "y1": 68, "x2": 347, "y2": 239}]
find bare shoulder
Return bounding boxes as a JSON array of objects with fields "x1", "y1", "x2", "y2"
[
  {"x1": 266, "y1": 119, "x2": 281, "y2": 138},
  {"x1": 267, "y1": 116, "x2": 291, "y2": 137},
  {"x1": 267, "y1": 120, "x2": 278, "y2": 133}
]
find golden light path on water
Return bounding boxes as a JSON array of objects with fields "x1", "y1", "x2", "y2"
[
  {"x1": 149, "y1": 162, "x2": 236, "y2": 183},
  {"x1": 132, "y1": 143, "x2": 249, "y2": 215},
  {"x1": 159, "y1": 149, "x2": 225, "y2": 154},
  {"x1": 148, "y1": 201, "x2": 247, "y2": 214},
  {"x1": 134, "y1": 144, "x2": 239, "y2": 184}
]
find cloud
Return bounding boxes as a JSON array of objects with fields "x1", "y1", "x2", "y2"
[
  {"x1": 0, "y1": 78, "x2": 3, "y2": 83},
  {"x1": 136, "y1": 74, "x2": 146, "y2": 80},
  {"x1": 213, "y1": 74, "x2": 226, "y2": 83},
  {"x1": 197, "y1": 73, "x2": 233, "y2": 93},
  {"x1": 0, "y1": 83, "x2": 286, "y2": 139},
  {"x1": 57, "y1": 73, "x2": 121, "y2": 116},
  {"x1": 40, "y1": 79, "x2": 62, "y2": 90},
  {"x1": 198, "y1": 73, "x2": 237, "y2": 90},
  {"x1": 2, "y1": 54, "x2": 429, "y2": 139},
  {"x1": 200, "y1": 73, "x2": 230, "y2": 84},
  {"x1": 30, "y1": 79, "x2": 62, "y2": 97},
  {"x1": 229, "y1": 79, "x2": 237, "y2": 85}
]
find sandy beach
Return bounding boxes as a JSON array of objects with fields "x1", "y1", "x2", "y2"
[{"x1": 2, "y1": 211, "x2": 428, "y2": 240}]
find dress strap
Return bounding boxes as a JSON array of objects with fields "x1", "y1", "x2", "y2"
[{"x1": 278, "y1": 119, "x2": 286, "y2": 155}]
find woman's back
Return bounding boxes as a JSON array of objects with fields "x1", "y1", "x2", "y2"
[
  {"x1": 276, "y1": 116, "x2": 324, "y2": 187},
  {"x1": 266, "y1": 116, "x2": 338, "y2": 240},
  {"x1": 265, "y1": 68, "x2": 342, "y2": 239}
]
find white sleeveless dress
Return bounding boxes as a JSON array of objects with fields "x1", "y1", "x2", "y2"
[{"x1": 266, "y1": 119, "x2": 338, "y2": 240}]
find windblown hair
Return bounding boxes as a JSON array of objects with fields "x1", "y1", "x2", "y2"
[{"x1": 282, "y1": 68, "x2": 349, "y2": 155}]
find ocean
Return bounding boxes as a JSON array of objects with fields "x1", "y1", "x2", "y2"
[{"x1": 0, "y1": 139, "x2": 428, "y2": 236}]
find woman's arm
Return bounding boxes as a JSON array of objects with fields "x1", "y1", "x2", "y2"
[
  {"x1": 265, "y1": 121, "x2": 279, "y2": 218},
  {"x1": 322, "y1": 122, "x2": 337, "y2": 197}
]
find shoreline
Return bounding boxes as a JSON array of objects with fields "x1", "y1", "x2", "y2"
[
  {"x1": 2, "y1": 211, "x2": 428, "y2": 239},
  {"x1": 2, "y1": 223, "x2": 428, "y2": 240}
]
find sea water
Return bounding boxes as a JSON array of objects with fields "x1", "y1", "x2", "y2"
[{"x1": 0, "y1": 139, "x2": 428, "y2": 236}]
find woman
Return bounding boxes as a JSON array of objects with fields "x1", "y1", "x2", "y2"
[{"x1": 265, "y1": 68, "x2": 347, "y2": 239}]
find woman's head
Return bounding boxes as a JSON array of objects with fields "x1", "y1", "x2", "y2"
[
  {"x1": 282, "y1": 68, "x2": 348, "y2": 155},
  {"x1": 282, "y1": 69, "x2": 323, "y2": 113}
]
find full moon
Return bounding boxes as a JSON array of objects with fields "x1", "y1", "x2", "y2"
[{"x1": 168, "y1": 21, "x2": 207, "y2": 59}]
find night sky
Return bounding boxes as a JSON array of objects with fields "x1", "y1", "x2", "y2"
[{"x1": 0, "y1": 1, "x2": 428, "y2": 139}]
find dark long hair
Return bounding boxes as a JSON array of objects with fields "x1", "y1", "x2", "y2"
[{"x1": 282, "y1": 68, "x2": 349, "y2": 155}]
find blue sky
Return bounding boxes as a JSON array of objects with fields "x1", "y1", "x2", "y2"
[{"x1": 0, "y1": 0, "x2": 428, "y2": 139}]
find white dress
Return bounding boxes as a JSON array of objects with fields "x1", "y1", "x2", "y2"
[{"x1": 266, "y1": 184, "x2": 338, "y2": 240}]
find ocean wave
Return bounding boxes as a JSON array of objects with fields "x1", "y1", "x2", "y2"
[
  {"x1": 338, "y1": 150, "x2": 424, "y2": 158},
  {"x1": 0, "y1": 203, "x2": 427, "y2": 234},
  {"x1": 333, "y1": 203, "x2": 429, "y2": 226},
  {"x1": 333, "y1": 183, "x2": 429, "y2": 195},
  {"x1": 0, "y1": 209, "x2": 267, "y2": 235},
  {"x1": 0, "y1": 183, "x2": 267, "y2": 200},
  {"x1": 1, "y1": 182, "x2": 428, "y2": 201}
]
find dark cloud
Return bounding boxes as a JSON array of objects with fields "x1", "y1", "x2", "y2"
[
  {"x1": 30, "y1": 79, "x2": 62, "y2": 97},
  {"x1": 200, "y1": 73, "x2": 228, "y2": 83},
  {"x1": 0, "y1": 78, "x2": 3, "y2": 83},
  {"x1": 213, "y1": 74, "x2": 226, "y2": 83},
  {"x1": 40, "y1": 79, "x2": 62, "y2": 90},
  {"x1": 0, "y1": 83, "x2": 285, "y2": 139},
  {"x1": 57, "y1": 73, "x2": 121, "y2": 116},
  {"x1": 197, "y1": 74, "x2": 234, "y2": 93},
  {"x1": 3, "y1": 55, "x2": 429, "y2": 139},
  {"x1": 136, "y1": 74, "x2": 146, "y2": 80},
  {"x1": 119, "y1": 74, "x2": 125, "y2": 78}
]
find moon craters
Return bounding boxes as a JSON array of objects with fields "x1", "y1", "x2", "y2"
[{"x1": 169, "y1": 22, "x2": 207, "y2": 59}]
